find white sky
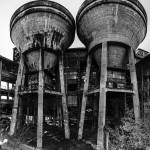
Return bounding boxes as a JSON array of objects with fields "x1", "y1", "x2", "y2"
[{"x1": 0, "y1": 0, "x2": 149, "y2": 60}]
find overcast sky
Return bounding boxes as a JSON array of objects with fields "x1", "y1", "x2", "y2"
[{"x1": 0, "y1": 0, "x2": 149, "y2": 60}]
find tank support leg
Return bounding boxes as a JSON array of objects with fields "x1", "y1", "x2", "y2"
[
  {"x1": 78, "y1": 55, "x2": 91, "y2": 140},
  {"x1": 59, "y1": 53, "x2": 70, "y2": 139},
  {"x1": 9, "y1": 54, "x2": 24, "y2": 136},
  {"x1": 129, "y1": 48, "x2": 140, "y2": 121},
  {"x1": 37, "y1": 49, "x2": 44, "y2": 150},
  {"x1": 97, "y1": 42, "x2": 108, "y2": 150},
  {"x1": 17, "y1": 65, "x2": 26, "y2": 130}
]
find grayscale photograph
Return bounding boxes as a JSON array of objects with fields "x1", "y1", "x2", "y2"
[{"x1": 0, "y1": 0, "x2": 149, "y2": 150}]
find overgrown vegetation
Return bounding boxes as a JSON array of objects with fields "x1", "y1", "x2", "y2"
[{"x1": 107, "y1": 109, "x2": 150, "y2": 150}]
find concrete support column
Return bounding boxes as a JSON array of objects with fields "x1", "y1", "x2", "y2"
[
  {"x1": 129, "y1": 48, "x2": 140, "y2": 121},
  {"x1": 78, "y1": 55, "x2": 91, "y2": 140},
  {"x1": 17, "y1": 65, "x2": 26, "y2": 129},
  {"x1": 97, "y1": 42, "x2": 108, "y2": 150},
  {"x1": 37, "y1": 49, "x2": 44, "y2": 150},
  {"x1": 9, "y1": 54, "x2": 24, "y2": 135},
  {"x1": 59, "y1": 53, "x2": 70, "y2": 139}
]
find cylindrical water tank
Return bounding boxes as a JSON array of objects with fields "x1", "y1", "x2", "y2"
[
  {"x1": 10, "y1": 0, "x2": 75, "y2": 71},
  {"x1": 76, "y1": 0, "x2": 147, "y2": 67}
]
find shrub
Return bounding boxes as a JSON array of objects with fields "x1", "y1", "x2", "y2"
[{"x1": 107, "y1": 109, "x2": 150, "y2": 150}]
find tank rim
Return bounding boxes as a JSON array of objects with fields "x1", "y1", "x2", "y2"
[
  {"x1": 76, "y1": 0, "x2": 147, "y2": 26},
  {"x1": 10, "y1": 0, "x2": 75, "y2": 32}
]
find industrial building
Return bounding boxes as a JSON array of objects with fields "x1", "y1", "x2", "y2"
[
  {"x1": 0, "y1": 55, "x2": 17, "y2": 121},
  {"x1": 136, "y1": 52, "x2": 150, "y2": 121}
]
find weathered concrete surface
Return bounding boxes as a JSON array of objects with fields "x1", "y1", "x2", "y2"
[
  {"x1": 94, "y1": 43, "x2": 128, "y2": 68},
  {"x1": 76, "y1": 0, "x2": 147, "y2": 51},
  {"x1": 10, "y1": 0, "x2": 75, "y2": 53}
]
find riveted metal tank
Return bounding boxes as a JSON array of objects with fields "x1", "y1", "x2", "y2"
[
  {"x1": 76, "y1": 0, "x2": 147, "y2": 68},
  {"x1": 10, "y1": 0, "x2": 75, "y2": 72}
]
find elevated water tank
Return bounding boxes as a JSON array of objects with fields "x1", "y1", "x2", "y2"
[
  {"x1": 76, "y1": 0, "x2": 147, "y2": 68},
  {"x1": 10, "y1": 0, "x2": 75, "y2": 71}
]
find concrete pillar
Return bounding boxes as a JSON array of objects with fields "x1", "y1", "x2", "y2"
[
  {"x1": 9, "y1": 55, "x2": 24, "y2": 135},
  {"x1": 37, "y1": 48, "x2": 44, "y2": 150},
  {"x1": 78, "y1": 55, "x2": 91, "y2": 140},
  {"x1": 129, "y1": 48, "x2": 140, "y2": 121},
  {"x1": 97, "y1": 42, "x2": 108, "y2": 150},
  {"x1": 59, "y1": 53, "x2": 70, "y2": 139}
]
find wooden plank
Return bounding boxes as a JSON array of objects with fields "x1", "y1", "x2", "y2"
[
  {"x1": 19, "y1": 90, "x2": 62, "y2": 95},
  {"x1": 129, "y1": 48, "x2": 140, "y2": 121},
  {"x1": 44, "y1": 90, "x2": 62, "y2": 96},
  {"x1": 78, "y1": 55, "x2": 91, "y2": 140},
  {"x1": 9, "y1": 55, "x2": 24, "y2": 136},
  {"x1": 18, "y1": 91, "x2": 38, "y2": 95},
  {"x1": 87, "y1": 88, "x2": 134, "y2": 95},
  {"x1": 107, "y1": 88, "x2": 134, "y2": 93},
  {"x1": 37, "y1": 49, "x2": 44, "y2": 150},
  {"x1": 86, "y1": 88, "x2": 99, "y2": 95},
  {"x1": 59, "y1": 53, "x2": 70, "y2": 139},
  {"x1": 97, "y1": 42, "x2": 107, "y2": 150}
]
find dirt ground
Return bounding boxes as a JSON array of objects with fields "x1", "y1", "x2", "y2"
[{"x1": 1, "y1": 124, "x2": 95, "y2": 150}]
